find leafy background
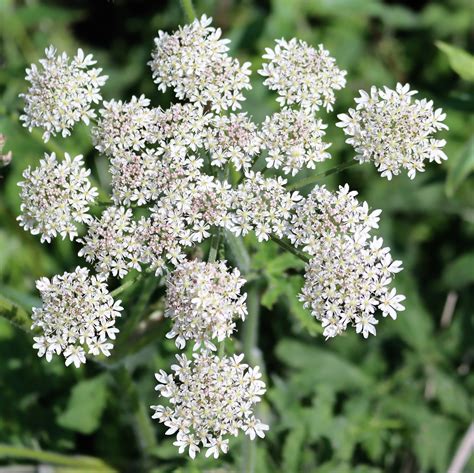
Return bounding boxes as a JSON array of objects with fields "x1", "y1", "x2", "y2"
[{"x1": 0, "y1": 0, "x2": 473, "y2": 472}]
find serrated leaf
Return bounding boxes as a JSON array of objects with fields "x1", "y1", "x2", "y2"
[
  {"x1": 57, "y1": 374, "x2": 109, "y2": 434},
  {"x1": 261, "y1": 276, "x2": 287, "y2": 309},
  {"x1": 431, "y1": 369, "x2": 471, "y2": 420},
  {"x1": 415, "y1": 412, "x2": 457, "y2": 472},
  {"x1": 276, "y1": 339, "x2": 373, "y2": 390},
  {"x1": 446, "y1": 136, "x2": 474, "y2": 197},
  {"x1": 436, "y1": 41, "x2": 474, "y2": 81},
  {"x1": 264, "y1": 252, "x2": 305, "y2": 275}
]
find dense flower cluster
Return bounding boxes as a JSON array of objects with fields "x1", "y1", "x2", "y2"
[
  {"x1": 32, "y1": 267, "x2": 123, "y2": 367},
  {"x1": 136, "y1": 175, "x2": 231, "y2": 275},
  {"x1": 204, "y1": 113, "x2": 262, "y2": 171},
  {"x1": 337, "y1": 83, "x2": 448, "y2": 179},
  {"x1": 20, "y1": 46, "x2": 107, "y2": 142},
  {"x1": 229, "y1": 172, "x2": 301, "y2": 241},
  {"x1": 18, "y1": 14, "x2": 451, "y2": 461},
  {"x1": 259, "y1": 39, "x2": 346, "y2": 112},
  {"x1": 151, "y1": 352, "x2": 268, "y2": 459},
  {"x1": 261, "y1": 109, "x2": 331, "y2": 175},
  {"x1": 78, "y1": 206, "x2": 140, "y2": 278},
  {"x1": 92, "y1": 95, "x2": 161, "y2": 156},
  {"x1": 292, "y1": 185, "x2": 405, "y2": 338},
  {"x1": 149, "y1": 15, "x2": 251, "y2": 112},
  {"x1": 18, "y1": 152, "x2": 98, "y2": 243},
  {"x1": 165, "y1": 261, "x2": 247, "y2": 350}
]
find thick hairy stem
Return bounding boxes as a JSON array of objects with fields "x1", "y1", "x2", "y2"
[
  {"x1": 270, "y1": 235, "x2": 310, "y2": 263},
  {"x1": 0, "y1": 295, "x2": 32, "y2": 333},
  {"x1": 115, "y1": 367, "x2": 157, "y2": 463},
  {"x1": 180, "y1": 0, "x2": 196, "y2": 22},
  {"x1": 241, "y1": 284, "x2": 260, "y2": 473},
  {"x1": 287, "y1": 160, "x2": 358, "y2": 191}
]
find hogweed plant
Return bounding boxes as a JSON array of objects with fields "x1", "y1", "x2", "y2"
[{"x1": 13, "y1": 9, "x2": 449, "y2": 463}]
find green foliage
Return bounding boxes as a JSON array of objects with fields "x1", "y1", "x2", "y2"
[
  {"x1": 436, "y1": 41, "x2": 474, "y2": 81},
  {"x1": 1, "y1": 0, "x2": 473, "y2": 472},
  {"x1": 57, "y1": 374, "x2": 110, "y2": 435}
]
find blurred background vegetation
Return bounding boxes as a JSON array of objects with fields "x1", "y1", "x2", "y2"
[{"x1": 0, "y1": 0, "x2": 473, "y2": 472}]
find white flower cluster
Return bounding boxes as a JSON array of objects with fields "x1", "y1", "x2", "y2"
[
  {"x1": 18, "y1": 152, "x2": 98, "y2": 243},
  {"x1": 291, "y1": 185, "x2": 405, "y2": 339},
  {"x1": 261, "y1": 109, "x2": 331, "y2": 175},
  {"x1": 78, "y1": 206, "x2": 141, "y2": 278},
  {"x1": 165, "y1": 260, "x2": 247, "y2": 350},
  {"x1": 337, "y1": 83, "x2": 448, "y2": 180},
  {"x1": 32, "y1": 267, "x2": 123, "y2": 367},
  {"x1": 229, "y1": 172, "x2": 301, "y2": 241},
  {"x1": 149, "y1": 15, "x2": 251, "y2": 112},
  {"x1": 204, "y1": 113, "x2": 262, "y2": 171},
  {"x1": 20, "y1": 46, "x2": 107, "y2": 142},
  {"x1": 259, "y1": 39, "x2": 346, "y2": 112},
  {"x1": 92, "y1": 95, "x2": 161, "y2": 156},
  {"x1": 152, "y1": 352, "x2": 268, "y2": 459},
  {"x1": 136, "y1": 175, "x2": 231, "y2": 275}
]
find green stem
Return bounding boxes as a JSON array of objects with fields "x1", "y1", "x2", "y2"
[
  {"x1": 208, "y1": 229, "x2": 222, "y2": 263},
  {"x1": 0, "y1": 444, "x2": 116, "y2": 471},
  {"x1": 110, "y1": 273, "x2": 144, "y2": 298},
  {"x1": 0, "y1": 295, "x2": 33, "y2": 333},
  {"x1": 115, "y1": 368, "x2": 157, "y2": 461},
  {"x1": 270, "y1": 236, "x2": 310, "y2": 263},
  {"x1": 116, "y1": 275, "x2": 159, "y2": 346},
  {"x1": 224, "y1": 231, "x2": 251, "y2": 274},
  {"x1": 180, "y1": 0, "x2": 196, "y2": 22},
  {"x1": 287, "y1": 160, "x2": 358, "y2": 191},
  {"x1": 241, "y1": 284, "x2": 260, "y2": 473}
]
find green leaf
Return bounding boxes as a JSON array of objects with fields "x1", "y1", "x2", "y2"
[
  {"x1": 436, "y1": 41, "x2": 474, "y2": 81},
  {"x1": 445, "y1": 136, "x2": 474, "y2": 197},
  {"x1": 431, "y1": 369, "x2": 472, "y2": 420},
  {"x1": 285, "y1": 276, "x2": 323, "y2": 336},
  {"x1": 276, "y1": 339, "x2": 373, "y2": 391},
  {"x1": 264, "y1": 252, "x2": 305, "y2": 275},
  {"x1": 261, "y1": 276, "x2": 287, "y2": 309},
  {"x1": 443, "y1": 252, "x2": 474, "y2": 288},
  {"x1": 414, "y1": 412, "x2": 457, "y2": 472},
  {"x1": 282, "y1": 424, "x2": 306, "y2": 473},
  {"x1": 57, "y1": 374, "x2": 109, "y2": 434}
]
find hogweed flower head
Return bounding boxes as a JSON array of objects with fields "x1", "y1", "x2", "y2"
[
  {"x1": 337, "y1": 83, "x2": 448, "y2": 180},
  {"x1": 78, "y1": 206, "x2": 141, "y2": 279},
  {"x1": 32, "y1": 267, "x2": 123, "y2": 367},
  {"x1": 291, "y1": 185, "x2": 405, "y2": 339},
  {"x1": 137, "y1": 175, "x2": 232, "y2": 275},
  {"x1": 289, "y1": 184, "x2": 382, "y2": 254},
  {"x1": 149, "y1": 15, "x2": 251, "y2": 112},
  {"x1": 151, "y1": 352, "x2": 268, "y2": 459},
  {"x1": 165, "y1": 260, "x2": 247, "y2": 350},
  {"x1": 261, "y1": 109, "x2": 331, "y2": 175},
  {"x1": 20, "y1": 46, "x2": 107, "y2": 142},
  {"x1": 204, "y1": 113, "x2": 262, "y2": 171},
  {"x1": 17, "y1": 152, "x2": 98, "y2": 243},
  {"x1": 92, "y1": 95, "x2": 161, "y2": 157},
  {"x1": 229, "y1": 172, "x2": 301, "y2": 241},
  {"x1": 259, "y1": 38, "x2": 346, "y2": 112}
]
